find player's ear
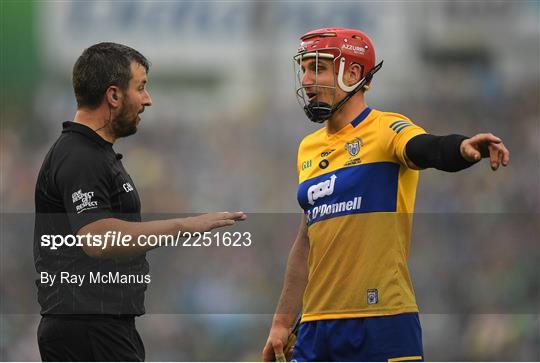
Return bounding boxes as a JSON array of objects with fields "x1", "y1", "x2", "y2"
[
  {"x1": 346, "y1": 63, "x2": 362, "y2": 86},
  {"x1": 105, "y1": 86, "x2": 121, "y2": 108}
]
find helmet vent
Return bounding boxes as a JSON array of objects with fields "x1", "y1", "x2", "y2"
[{"x1": 303, "y1": 32, "x2": 337, "y2": 40}]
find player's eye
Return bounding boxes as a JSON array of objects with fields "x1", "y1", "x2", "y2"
[{"x1": 309, "y1": 63, "x2": 325, "y2": 72}]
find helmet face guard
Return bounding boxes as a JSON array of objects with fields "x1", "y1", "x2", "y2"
[{"x1": 293, "y1": 49, "x2": 341, "y2": 123}]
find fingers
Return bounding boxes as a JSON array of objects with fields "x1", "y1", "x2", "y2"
[
  {"x1": 272, "y1": 340, "x2": 285, "y2": 362},
  {"x1": 200, "y1": 211, "x2": 247, "y2": 231},
  {"x1": 468, "y1": 133, "x2": 501, "y2": 159},
  {"x1": 464, "y1": 133, "x2": 510, "y2": 170},
  {"x1": 470, "y1": 132, "x2": 502, "y2": 145},
  {"x1": 500, "y1": 143, "x2": 510, "y2": 166},
  {"x1": 262, "y1": 339, "x2": 286, "y2": 362},
  {"x1": 488, "y1": 143, "x2": 499, "y2": 170},
  {"x1": 262, "y1": 343, "x2": 274, "y2": 362},
  {"x1": 219, "y1": 211, "x2": 247, "y2": 221},
  {"x1": 487, "y1": 141, "x2": 510, "y2": 170},
  {"x1": 286, "y1": 346, "x2": 294, "y2": 361},
  {"x1": 211, "y1": 219, "x2": 236, "y2": 229}
]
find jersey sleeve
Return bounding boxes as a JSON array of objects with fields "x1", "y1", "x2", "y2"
[
  {"x1": 377, "y1": 113, "x2": 427, "y2": 166},
  {"x1": 54, "y1": 147, "x2": 114, "y2": 233}
]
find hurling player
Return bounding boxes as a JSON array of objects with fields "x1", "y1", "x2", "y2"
[{"x1": 262, "y1": 28, "x2": 509, "y2": 362}]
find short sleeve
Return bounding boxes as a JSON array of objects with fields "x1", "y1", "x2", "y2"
[
  {"x1": 378, "y1": 113, "x2": 427, "y2": 166},
  {"x1": 54, "y1": 148, "x2": 113, "y2": 233}
]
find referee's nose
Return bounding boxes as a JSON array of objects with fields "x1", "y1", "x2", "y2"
[{"x1": 143, "y1": 89, "x2": 152, "y2": 107}]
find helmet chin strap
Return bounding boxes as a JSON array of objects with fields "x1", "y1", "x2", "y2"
[
  {"x1": 304, "y1": 60, "x2": 384, "y2": 123},
  {"x1": 303, "y1": 103, "x2": 333, "y2": 124}
]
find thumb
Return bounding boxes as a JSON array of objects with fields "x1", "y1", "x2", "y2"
[{"x1": 462, "y1": 144, "x2": 481, "y2": 161}]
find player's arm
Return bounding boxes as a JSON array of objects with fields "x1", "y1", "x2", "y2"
[
  {"x1": 262, "y1": 214, "x2": 309, "y2": 362},
  {"x1": 404, "y1": 133, "x2": 510, "y2": 171},
  {"x1": 78, "y1": 212, "x2": 246, "y2": 259}
]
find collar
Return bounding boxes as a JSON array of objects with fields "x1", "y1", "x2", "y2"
[
  {"x1": 62, "y1": 121, "x2": 113, "y2": 147},
  {"x1": 351, "y1": 107, "x2": 372, "y2": 127}
]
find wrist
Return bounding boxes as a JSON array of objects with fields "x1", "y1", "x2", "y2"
[
  {"x1": 175, "y1": 217, "x2": 190, "y2": 233},
  {"x1": 272, "y1": 314, "x2": 295, "y2": 328}
]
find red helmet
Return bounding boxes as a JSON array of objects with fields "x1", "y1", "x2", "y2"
[
  {"x1": 293, "y1": 28, "x2": 382, "y2": 123},
  {"x1": 296, "y1": 28, "x2": 376, "y2": 92}
]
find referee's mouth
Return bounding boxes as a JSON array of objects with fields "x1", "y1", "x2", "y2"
[{"x1": 137, "y1": 109, "x2": 145, "y2": 122}]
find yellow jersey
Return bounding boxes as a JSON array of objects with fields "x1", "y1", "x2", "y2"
[{"x1": 296, "y1": 107, "x2": 427, "y2": 322}]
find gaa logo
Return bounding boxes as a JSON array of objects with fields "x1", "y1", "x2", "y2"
[{"x1": 367, "y1": 289, "x2": 379, "y2": 305}]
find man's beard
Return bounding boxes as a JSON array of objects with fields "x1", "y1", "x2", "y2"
[{"x1": 112, "y1": 103, "x2": 138, "y2": 138}]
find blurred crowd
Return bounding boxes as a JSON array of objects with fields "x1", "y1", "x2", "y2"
[{"x1": 1, "y1": 1, "x2": 539, "y2": 361}]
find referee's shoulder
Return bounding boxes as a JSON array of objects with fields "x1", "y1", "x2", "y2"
[{"x1": 51, "y1": 132, "x2": 109, "y2": 168}]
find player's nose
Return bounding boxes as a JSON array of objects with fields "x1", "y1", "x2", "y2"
[{"x1": 301, "y1": 71, "x2": 315, "y2": 86}]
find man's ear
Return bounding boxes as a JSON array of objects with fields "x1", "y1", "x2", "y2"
[
  {"x1": 105, "y1": 86, "x2": 121, "y2": 107},
  {"x1": 346, "y1": 63, "x2": 363, "y2": 86}
]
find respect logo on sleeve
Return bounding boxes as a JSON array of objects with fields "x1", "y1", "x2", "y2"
[{"x1": 72, "y1": 189, "x2": 98, "y2": 213}]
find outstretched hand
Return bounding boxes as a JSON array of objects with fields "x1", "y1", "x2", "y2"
[
  {"x1": 460, "y1": 133, "x2": 510, "y2": 170},
  {"x1": 181, "y1": 212, "x2": 247, "y2": 233}
]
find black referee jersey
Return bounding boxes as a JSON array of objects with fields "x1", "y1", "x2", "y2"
[{"x1": 34, "y1": 121, "x2": 149, "y2": 316}]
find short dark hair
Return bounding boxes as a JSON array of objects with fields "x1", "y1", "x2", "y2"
[{"x1": 72, "y1": 42, "x2": 150, "y2": 109}]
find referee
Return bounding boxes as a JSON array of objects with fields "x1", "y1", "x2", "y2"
[{"x1": 34, "y1": 43, "x2": 245, "y2": 361}]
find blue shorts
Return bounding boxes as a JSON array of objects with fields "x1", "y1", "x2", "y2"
[{"x1": 292, "y1": 313, "x2": 423, "y2": 362}]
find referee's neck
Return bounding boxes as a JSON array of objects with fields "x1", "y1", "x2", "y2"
[{"x1": 73, "y1": 108, "x2": 116, "y2": 144}]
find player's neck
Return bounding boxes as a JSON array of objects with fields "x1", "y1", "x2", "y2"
[
  {"x1": 73, "y1": 107, "x2": 116, "y2": 144},
  {"x1": 326, "y1": 95, "x2": 367, "y2": 134}
]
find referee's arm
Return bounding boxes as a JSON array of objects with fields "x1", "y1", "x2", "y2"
[
  {"x1": 404, "y1": 132, "x2": 510, "y2": 172},
  {"x1": 78, "y1": 212, "x2": 246, "y2": 259}
]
